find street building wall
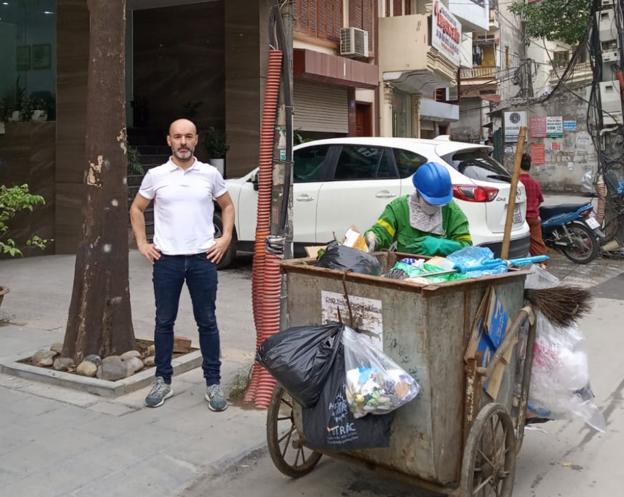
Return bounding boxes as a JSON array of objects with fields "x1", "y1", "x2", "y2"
[{"x1": 502, "y1": 88, "x2": 597, "y2": 192}]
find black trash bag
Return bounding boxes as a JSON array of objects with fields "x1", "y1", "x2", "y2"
[
  {"x1": 316, "y1": 241, "x2": 382, "y2": 276},
  {"x1": 256, "y1": 323, "x2": 343, "y2": 408},
  {"x1": 302, "y1": 345, "x2": 394, "y2": 451}
]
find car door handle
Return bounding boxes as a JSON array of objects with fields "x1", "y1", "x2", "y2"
[
  {"x1": 295, "y1": 194, "x2": 314, "y2": 202},
  {"x1": 375, "y1": 190, "x2": 396, "y2": 199}
]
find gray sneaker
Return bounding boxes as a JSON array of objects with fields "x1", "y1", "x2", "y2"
[
  {"x1": 205, "y1": 384, "x2": 228, "y2": 412},
  {"x1": 145, "y1": 377, "x2": 173, "y2": 408}
]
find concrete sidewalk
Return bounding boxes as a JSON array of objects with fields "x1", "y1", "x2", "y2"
[{"x1": 0, "y1": 251, "x2": 265, "y2": 497}]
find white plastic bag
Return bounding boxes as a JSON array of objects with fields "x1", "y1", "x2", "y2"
[
  {"x1": 529, "y1": 312, "x2": 606, "y2": 432},
  {"x1": 525, "y1": 265, "x2": 560, "y2": 290},
  {"x1": 342, "y1": 326, "x2": 420, "y2": 419}
]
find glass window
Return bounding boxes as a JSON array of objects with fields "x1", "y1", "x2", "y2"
[
  {"x1": 443, "y1": 149, "x2": 511, "y2": 183},
  {"x1": 376, "y1": 149, "x2": 397, "y2": 179},
  {"x1": 393, "y1": 148, "x2": 428, "y2": 178},
  {"x1": 0, "y1": 1, "x2": 57, "y2": 122},
  {"x1": 334, "y1": 145, "x2": 390, "y2": 181},
  {"x1": 293, "y1": 145, "x2": 331, "y2": 183}
]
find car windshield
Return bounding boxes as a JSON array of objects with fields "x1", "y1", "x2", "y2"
[{"x1": 443, "y1": 149, "x2": 511, "y2": 183}]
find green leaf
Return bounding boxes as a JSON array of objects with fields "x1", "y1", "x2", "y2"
[{"x1": 510, "y1": 0, "x2": 592, "y2": 45}]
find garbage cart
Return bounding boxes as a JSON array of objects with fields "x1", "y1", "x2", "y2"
[{"x1": 266, "y1": 252, "x2": 537, "y2": 497}]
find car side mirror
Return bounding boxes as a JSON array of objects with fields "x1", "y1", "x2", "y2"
[{"x1": 251, "y1": 173, "x2": 259, "y2": 191}]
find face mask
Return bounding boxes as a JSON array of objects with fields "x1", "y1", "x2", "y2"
[
  {"x1": 408, "y1": 192, "x2": 444, "y2": 234},
  {"x1": 411, "y1": 192, "x2": 440, "y2": 216}
]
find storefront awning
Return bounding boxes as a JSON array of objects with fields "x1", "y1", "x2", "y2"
[{"x1": 293, "y1": 49, "x2": 378, "y2": 89}]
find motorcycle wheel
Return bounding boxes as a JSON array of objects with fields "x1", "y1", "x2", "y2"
[{"x1": 560, "y1": 222, "x2": 599, "y2": 264}]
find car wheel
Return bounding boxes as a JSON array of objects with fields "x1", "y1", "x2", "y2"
[{"x1": 214, "y1": 212, "x2": 237, "y2": 270}]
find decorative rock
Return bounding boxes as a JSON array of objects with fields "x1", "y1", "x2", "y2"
[
  {"x1": 84, "y1": 354, "x2": 102, "y2": 366},
  {"x1": 76, "y1": 360, "x2": 98, "y2": 377},
  {"x1": 53, "y1": 357, "x2": 75, "y2": 372},
  {"x1": 96, "y1": 356, "x2": 126, "y2": 381},
  {"x1": 173, "y1": 336, "x2": 192, "y2": 354},
  {"x1": 32, "y1": 349, "x2": 58, "y2": 367},
  {"x1": 145, "y1": 345, "x2": 155, "y2": 357},
  {"x1": 124, "y1": 357, "x2": 144, "y2": 376},
  {"x1": 50, "y1": 342, "x2": 64, "y2": 354},
  {"x1": 120, "y1": 350, "x2": 141, "y2": 361},
  {"x1": 143, "y1": 356, "x2": 155, "y2": 367}
]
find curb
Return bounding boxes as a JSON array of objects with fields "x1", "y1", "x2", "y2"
[{"x1": 0, "y1": 350, "x2": 203, "y2": 397}]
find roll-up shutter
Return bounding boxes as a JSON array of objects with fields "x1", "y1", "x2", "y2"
[{"x1": 294, "y1": 81, "x2": 349, "y2": 133}]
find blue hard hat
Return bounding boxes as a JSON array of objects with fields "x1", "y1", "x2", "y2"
[{"x1": 412, "y1": 162, "x2": 453, "y2": 205}]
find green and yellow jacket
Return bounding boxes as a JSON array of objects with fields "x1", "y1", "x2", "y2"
[{"x1": 365, "y1": 195, "x2": 473, "y2": 256}]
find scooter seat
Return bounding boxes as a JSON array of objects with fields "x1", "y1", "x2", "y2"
[{"x1": 540, "y1": 203, "x2": 590, "y2": 220}]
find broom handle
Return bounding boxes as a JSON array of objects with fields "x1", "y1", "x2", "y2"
[{"x1": 501, "y1": 126, "x2": 527, "y2": 259}]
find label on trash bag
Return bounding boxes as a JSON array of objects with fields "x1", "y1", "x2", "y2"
[{"x1": 302, "y1": 346, "x2": 394, "y2": 450}]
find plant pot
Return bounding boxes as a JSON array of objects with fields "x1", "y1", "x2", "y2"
[
  {"x1": 0, "y1": 286, "x2": 9, "y2": 309},
  {"x1": 209, "y1": 158, "x2": 225, "y2": 176}
]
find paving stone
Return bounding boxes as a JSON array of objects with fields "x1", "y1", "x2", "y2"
[
  {"x1": 71, "y1": 453, "x2": 199, "y2": 497},
  {"x1": 87, "y1": 401, "x2": 139, "y2": 417}
]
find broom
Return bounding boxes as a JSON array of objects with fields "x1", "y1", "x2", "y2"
[{"x1": 524, "y1": 286, "x2": 592, "y2": 328}]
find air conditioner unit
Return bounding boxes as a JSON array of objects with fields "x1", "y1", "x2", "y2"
[
  {"x1": 340, "y1": 27, "x2": 369, "y2": 58},
  {"x1": 447, "y1": 86, "x2": 459, "y2": 101}
]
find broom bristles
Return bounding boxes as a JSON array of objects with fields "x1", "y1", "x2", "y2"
[{"x1": 525, "y1": 286, "x2": 592, "y2": 328}]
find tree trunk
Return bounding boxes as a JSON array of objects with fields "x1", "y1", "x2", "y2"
[{"x1": 62, "y1": 0, "x2": 135, "y2": 362}]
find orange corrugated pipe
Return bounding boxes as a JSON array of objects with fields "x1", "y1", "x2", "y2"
[{"x1": 244, "y1": 49, "x2": 283, "y2": 408}]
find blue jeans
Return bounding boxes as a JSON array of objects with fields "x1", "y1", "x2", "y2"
[{"x1": 153, "y1": 254, "x2": 221, "y2": 386}]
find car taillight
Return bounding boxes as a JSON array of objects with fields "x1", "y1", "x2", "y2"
[{"x1": 452, "y1": 185, "x2": 499, "y2": 202}]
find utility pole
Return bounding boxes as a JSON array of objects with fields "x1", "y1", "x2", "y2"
[
  {"x1": 270, "y1": 0, "x2": 294, "y2": 260},
  {"x1": 590, "y1": 0, "x2": 624, "y2": 252}
]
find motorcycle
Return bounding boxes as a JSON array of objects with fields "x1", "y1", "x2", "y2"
[{"x1": 540, "y1": 202, "x2": 605, "y2": 264}]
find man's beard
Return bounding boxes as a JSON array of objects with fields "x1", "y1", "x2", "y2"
[{"x1": 173, "y1": 147, "x2": 193, "y2": 161}]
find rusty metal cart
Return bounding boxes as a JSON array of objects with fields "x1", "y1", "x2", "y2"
[{"x1": 265, "y1": 253, "x2": 537, "y2": 497}]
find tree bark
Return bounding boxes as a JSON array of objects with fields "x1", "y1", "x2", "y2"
[{"x1": 62, "y1": 0, "x2": 135, "y2": 361}]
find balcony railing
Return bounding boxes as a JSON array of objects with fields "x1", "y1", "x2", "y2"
[
  {"x1": 548, "y1": 61, "x2": 593, "y2": 86},
  {"x1": 460, "y1": 66, "x2": 497, "y2": 80}
]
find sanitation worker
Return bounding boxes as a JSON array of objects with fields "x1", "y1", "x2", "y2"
[{"x1": 365, "y1": 162, "x2": 472, "y2": 256}]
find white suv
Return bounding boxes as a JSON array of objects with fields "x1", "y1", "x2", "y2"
[{"x1": 219, "y1": 137, "x2": 530, "y2": 266}]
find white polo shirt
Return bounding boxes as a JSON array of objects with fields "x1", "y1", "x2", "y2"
[{"x1": 138, "y1": 158, "x2": 227, "y2": 255}]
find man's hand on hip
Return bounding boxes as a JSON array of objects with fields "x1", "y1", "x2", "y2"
[
  {"x1": 206, "y1": 236, "x2": 231, "y2": 264},
  {"x1": 138, "y1": 242, "x2": 161, "y2": 263}
]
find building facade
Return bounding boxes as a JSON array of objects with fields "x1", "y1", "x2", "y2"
[
  {"x1": 1, "y1": 0, "x2": 367, "y2": 255},
  {"x1": 378, "y1": 0, "x2": 488, "y2": 139}
]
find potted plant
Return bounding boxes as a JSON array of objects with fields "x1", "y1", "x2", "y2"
[
  {"x1": 0, "y1": 184, "x2": 50, "y2": 309},
  {"x1": 204, "y1": 126, "x2": 229, "y2": 176}
]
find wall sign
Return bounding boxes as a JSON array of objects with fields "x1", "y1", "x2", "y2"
[
  {"x1": 529, "y1": 116, "x2": 547, "y2": 138},
  {"x1": 530, "y1": 143, "x2": 545, "y2": 165},
  {"x1": 504, "y1": 111, "x2": 527, "y2": 142},
  {"x1": 563, "y1": 120, "x2": 577, "y2": 131},
  {"x1": 547, "y1": 116, "x2": 564, "y2": 138},
  {"x1": 431, "y1": 0, "x2": 462, "y2": 66}
]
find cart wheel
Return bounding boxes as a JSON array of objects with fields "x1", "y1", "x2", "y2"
[
  {"x1": 266, "y1": 385, "x2": 322, "y2": 478},
  {"x1": 461, "y1": 403, "x2": 517, "y2": 497},
  {"x1": 513, "y1": 413, "x2": 526, "y2": 455}
]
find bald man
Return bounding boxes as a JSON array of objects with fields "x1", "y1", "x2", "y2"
[{"x1": 130, "y1": 118, "x2": 235, "y2": 411}]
